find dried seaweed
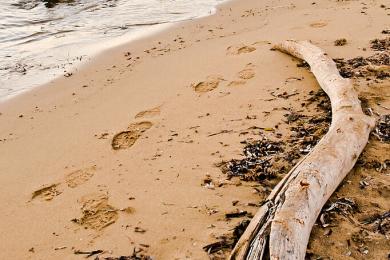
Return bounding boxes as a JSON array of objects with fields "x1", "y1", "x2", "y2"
[
  {"x1": 334, "y1": 38, "x2": 347, "y2": 46},
  {"x1": 372, "y1": 114, "x2": 390, "y2": 142},
  {"x1": 74, "y1": 249, "x2": 103, "y2": 257},
  {"x1": 361, "y1": 211, "x2": 390, "y2": 236},
  {"x1": 95, "y1": 248, "x2": 153, "y2": 260},
  {"x1": 220, "y1": 90, "x2": 331, "y2": 185},
  {"x1": 318, "y1": 197, "x2": 359, "y2": 228},
  {"x1": 324, "y1": 197, "x2": 359, "y2": 216},
  {"x1": 222, "y1": 139, "x2": 283, "y2": 181},
  {"x1": 370, "y1": 37, "x2": 390, "y2": 51},
  {"x1": 334, "y1": 52, "x2": 390, "y2": 79},
  {"x1": 225, "y1": 210, "x2": 248, "y2": 219},
  {"x1": 203, "y1": 220, "x2": 250, "y2": 257}
]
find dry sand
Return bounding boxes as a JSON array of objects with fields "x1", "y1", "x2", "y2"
[{"x1": 0, "y1": 0, "x2": 389, "y2": 259}]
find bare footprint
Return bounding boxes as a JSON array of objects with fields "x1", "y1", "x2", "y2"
[
  {"x1": 31, "y1": 183, "x2": 62, "y2": 201},
  {"x1": 135, "y1": 106, "x2": 161, "y2": 119},
  {"x1": 310, "y1": 21, "x2": 328, "y2": 28},
  {"x1": 72, "y1": 193, "x2": 118, "y2": 230},
  {"x1": 226, "y1": 44, "x2": 256, "y2": 55},
  {"x1": 192, "y1": 76, "x2": 224, "y2": 93},
  {"x1": 65, "y1": 166, "x2": 96, "y2": 188},
  {"x1": 112, "y1": 121, "x2": 153, "y2": 150}
]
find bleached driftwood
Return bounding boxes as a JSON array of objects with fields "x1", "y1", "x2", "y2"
[{"x1": 230, "y1": 40, "x2": 375, "y2": 260}]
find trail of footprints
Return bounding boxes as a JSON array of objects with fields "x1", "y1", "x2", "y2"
[
  {"x1": 31, "y1": 42, "x2": 257, "y2": 230},
  {"x1": 31, "y1": 107, "x2": 159, "y2": 230},
  {"x1": 31, "y1": 166, "x2": 97, "y2": 202},
  {"x1": 31, "y1": 166, "x2": 132, "y2": 230},
  {"x1": 190, "y1": 43, "x2": 258, "y2": 93},
  {"x1": 191, "y1": 64, "x2": 257, "y2": 93}
]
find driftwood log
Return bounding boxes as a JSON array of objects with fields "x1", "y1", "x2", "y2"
[{"x1": 229, "y1": 40, "x2": 376, "y2": 260}]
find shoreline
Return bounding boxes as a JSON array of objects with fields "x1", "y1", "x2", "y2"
[
  {"x1": 0, "y1": 4, "x2": 218, "y2": 105},
  {"x1": 0, "y1": 0, "x2": 226, "y2": 103},
  {"x1": 0, "y1": 0, "x2": 389, "y2": 259}
]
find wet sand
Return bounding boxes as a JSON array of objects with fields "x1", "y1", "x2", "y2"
[{"x1": 0, "y1": 0, "x2": 389, "y2": 259}]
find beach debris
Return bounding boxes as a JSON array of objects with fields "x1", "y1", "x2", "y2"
[
  {"x1": 334, "y1": 53, "x2": 390, "y2": 79},
  {"x1": 208, "y1": 130, "x2": 232, "y2": 137},
  {"x1": 203, "y1": 236, "x2": 235, "y2": 255},
  {"x1": 97, "y1": 132, "x2": 109, "y2": 139},
  {"x1": 361, "y1": 211, "x2": 390, "y2": 236},
  {"x1": 74, "y1": 249, "x2": 104, "y2": 258},
  {"x1": 221, "y1": 138, "x2": 284, "y2": 182},
  {"x1": 31, "y1": 183, "x2": 62, "y2": 201},
  {"x1": 54, "y1": 246, "x2": 67, "y2": 251},
  {"x1": 372, "y1": 114, "x2": 390, "y2": 142},
  {"x1": 270, "y1": 90, "x2": 299, "y2": 99},
  {"x1": 134, "y1": 227, "x2": 146, "y2": 233},
  {"x1": 309, "y1": 21, "x2": 328, "y2": 28},
  {"x1": 203, "y1": 220, "x2": 250, "y2": 256},
  {"x1": 112, "y1": 121, "x2": 152, "y2": 150},
  {"x1": 229, "y1": 40, "x2": 376, "y2": 259},
  {"x1": 370, "y1": 37, "x2": 390, "y2": 51},
  {"x1": 317, "y1": 197, "x2": 359, "y2": 228},
  {"x1": 382, "y1": 29, "x2": 390, "y2": 34},
  {"x1": 356, "y1": 157, "x2": 389, "y2": 173},
  {"x1": 324, "y1": 197, "x2": 359, "y2": 216},
  {"x1": 284, "y1": 111, "x2": 303, "y2": 123},
  {"x1": 205, "y1": 205, "x2": 219, "y2": 216},
  {"x1": 95, "y1": 247, "x2": 153, "y2": 260},
  {"x1": 225, "y1": 210, "x2": 248, "y2": 219},
  {"x1": 334, "y1": 37, "x2": 390, "y2": 79},
  {"x1": 219, "y1": 89, "x2": 331, "y2": 186},
  {"x1": 296, "y1": 60, "x2": 310, "y2": 68},
  {"x1": 71, "y1": 193, "x2": 118, "y2": 230},
  {"x1": 334, "y1": 38, "x2": 347, "y2": 46}
]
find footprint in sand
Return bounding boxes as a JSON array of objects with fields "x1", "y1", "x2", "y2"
[
  {"x1": 228, "y1": 64, "x2": 256, "y2": 87},
  {"x1": 72, "y1": 192, "x2": 118, "y2": 230},
  {"x1": 310, "y1": 21, "x2": 328, "y2": 28},
  {"x1": 226, "y1": 44, "x2": 256, "y2": 55},
  {"x1": 31, "y1": 183, "x2": 62, "y2": 201},
  {"x1": 135, "y1": 106, "x2": 161, "y2": 119},
  {"x1": 228, "y1": 80, "x2": 247, "y2": 87},
  {"x1": 31, "y1": 166, "x2": 97, "y2": 202},
  {"x1": 238, "y1": 68, "x2": 255, "y2": 80},
  {"x1": 65, "y1": 166, "x2": 96, "y2": 188},
  {"x1": 112, "y1": 121, "x2": 153, "y2": 150},
  {"x1": 191, "y1": 76, "x2": 224, "y2": 93}
]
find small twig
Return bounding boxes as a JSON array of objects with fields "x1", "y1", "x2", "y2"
[{"x1": 208, "y1": 130, "x2": 233, "y2": 137}]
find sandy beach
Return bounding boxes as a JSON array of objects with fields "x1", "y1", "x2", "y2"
[{"x1": 0, "y1": 0, "x2": 389, "y2": 259}]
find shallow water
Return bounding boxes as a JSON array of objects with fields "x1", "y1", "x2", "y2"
[{"x1": 0, "y1": 0, "x2": 225, "y2": 100}]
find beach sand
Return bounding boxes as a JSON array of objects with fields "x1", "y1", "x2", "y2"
[{"x1": 0, "y1": 0, "x2": 389, "y2": 259}]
